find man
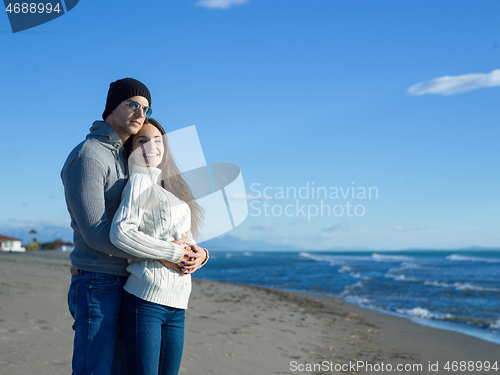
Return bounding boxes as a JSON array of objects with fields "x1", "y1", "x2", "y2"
[{"x1": 61, "y1": 78, "x2": 202, "y2": 374}]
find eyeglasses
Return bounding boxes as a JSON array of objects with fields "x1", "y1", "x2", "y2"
[{"x1": 122, "y1": 101, "x2": 152, "y2": 118}]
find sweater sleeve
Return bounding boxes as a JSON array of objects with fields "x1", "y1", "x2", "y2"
[
  {"x1": 110, "y1": 173, "x2": 184, "y2": 263},
  {"x1": 62, "y1": 156, "x2": 135, "y2": 259}
]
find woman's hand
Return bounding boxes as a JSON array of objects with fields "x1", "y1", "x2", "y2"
[
  {"x1": 177, "y1": 243, "x2": 208, "y2": 275},
  {"x1": 157, "y1": 240, "x2": 194, "y2": 275},
  {"x1": 157, "y1": 236, "x2": 208, "y2": 275},
  {"x1": 157, "y1": 241, "x2": 195, "y2": 275}
]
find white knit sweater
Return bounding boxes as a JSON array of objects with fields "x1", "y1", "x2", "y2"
[{"x1": 110, "y1": 164, "x2": 192, "y2": 309}]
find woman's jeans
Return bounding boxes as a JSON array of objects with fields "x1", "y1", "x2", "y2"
[
  {"x1": 120, "y1": 291, "x2": 186, "y2": 375},
  {"x1": 67, "y1": 271, "x2": 127, "y2": 375}
]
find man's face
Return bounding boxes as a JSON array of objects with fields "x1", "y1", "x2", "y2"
[{"x1": 108, "y1": 95, "x2": 150, "y2": 141}]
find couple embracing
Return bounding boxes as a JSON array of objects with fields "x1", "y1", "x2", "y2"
[{"x1": 61, "y1": 78, "x2": 208, "y2": 375}]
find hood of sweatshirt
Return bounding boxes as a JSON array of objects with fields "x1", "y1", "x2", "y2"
[{"x1": 86, "y1": 120, "x2": 123, "y2": 151}]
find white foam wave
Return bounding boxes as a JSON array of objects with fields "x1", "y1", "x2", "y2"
[
  {"x1": 338, "y1": 266, "x2": 352, "y2": 274},
  {"x1": 446, "y1": 254, "x2": 500, "y2": 263},
  {"x1": 489, "y1": 320, "x2": 500, "y2": 330},
  {"x1": 299, "y1": 252, "x2": 316, "y2": 259},
  {"x1": 350, "y1": 272, "x2": 370, "y2": 280},
  {"x1": 341, "y1": 281, "x2": 364, "y2": 297},
  {"x1": 424, "y1": 280, "x2": 499, "y2": 292},
  {"x1": 386, "y1": 273, "x2": 419, "y2": 282},
  {"x1": 424, "y1": 281, "x2": 451, "y2": 288},
  {"x1": 400, "y1": 261, "x2": 421, "y2": 269},
  {"x1": 344, "y1": 296, "x2": 372, "y2": 306},
  {"x1": 372, "y1": 253, "x2": 414, "y2": 262},
  {"x1": 396, "y1": 307, "x2": 453, "y2": 320},
  {"x1": 298, "y1": 252, "x2": 345, "y2": 267},
  {"x1": 455, "y1": 283, "x2": 499, "y2": 292}
]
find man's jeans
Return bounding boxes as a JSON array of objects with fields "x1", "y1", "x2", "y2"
[
  {"x1": 68, "y1": 271, "x2": 127, "y2": 375},
  {"x1": 120, "y1": 291, "x2": 185, "y2": 375}
]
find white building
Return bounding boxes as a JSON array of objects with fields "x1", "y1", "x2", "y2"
[
  {"x1": 0, "y1": 234, "x2": 26, "y2": 252},
  {"x1": 56, "y1": 242, "x2": 74, "y2": 252}
]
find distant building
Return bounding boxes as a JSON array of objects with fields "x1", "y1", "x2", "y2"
[
  {"x1": 39, "y1": 238, "x2": 74, "y2": 252},
  {"x1": 56, "y1": 242, "x2": 74, "y2": 252},
  {"x1": 0, "y1": 234, "x2": 26, "y2": 252}
]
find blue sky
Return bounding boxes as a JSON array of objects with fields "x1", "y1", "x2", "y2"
[{"x1": 0, "y1": 0, "x2": 499, "y2": 250}]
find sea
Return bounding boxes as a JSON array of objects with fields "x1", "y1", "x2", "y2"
[{"x1": 196, "y1": 250, "x2": 500, "y2": 345}]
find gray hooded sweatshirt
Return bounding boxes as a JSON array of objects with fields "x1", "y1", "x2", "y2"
[{"x1": 61, "y1": 121, "x2": 134, "y2": 276}]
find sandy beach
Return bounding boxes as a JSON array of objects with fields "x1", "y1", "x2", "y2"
[{"x1": 0, "y1": 251, "x2": 497, "y2": 375}]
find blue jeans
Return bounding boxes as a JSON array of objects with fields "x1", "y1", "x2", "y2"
[
  {"x1": 68, "y1": 271, "x2": 127, "y2": 375},
  {"x1": 120, "y1": 291, "x2": 185, "y2": 375}
]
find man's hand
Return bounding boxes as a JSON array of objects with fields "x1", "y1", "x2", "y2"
[{"x1": 157, "y1": 259, "x2": 183, "y2": 274}]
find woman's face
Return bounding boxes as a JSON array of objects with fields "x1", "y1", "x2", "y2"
[{"x1": 131, "y1": 123, "x2": 164, "y2": 168}]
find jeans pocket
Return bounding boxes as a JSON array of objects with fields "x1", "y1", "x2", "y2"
[
  {"x1": 91, "y1": 273, "x2": 123, "y2": 291},
  {"x1": 68, "y1": 285, "x2": 78, "y2": 319}
]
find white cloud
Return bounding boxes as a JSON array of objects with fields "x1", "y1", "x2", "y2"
[
  {"x1": 195, "y1": 0, "x2": 249, "y2": 9},
  {"x1": 407, "y1": 69, "x2": 500, "y2": 96}
]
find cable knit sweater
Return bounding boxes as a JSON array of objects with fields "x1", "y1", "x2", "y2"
[{"x1": 110, "y1": 164, "x2": 193, "y2": 309}]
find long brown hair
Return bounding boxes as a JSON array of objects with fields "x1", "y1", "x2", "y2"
[{"x1": 124, "y1": 118, "x2": 204, "y2": 238}]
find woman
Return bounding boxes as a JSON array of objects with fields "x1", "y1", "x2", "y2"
[{"x1": 110, "y1": 118, "x2": 207, "y2": 375}]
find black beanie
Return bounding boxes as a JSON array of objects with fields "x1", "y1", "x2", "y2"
[{"x1": 102, "y1": 78, "x2": 152, "y2": 120}]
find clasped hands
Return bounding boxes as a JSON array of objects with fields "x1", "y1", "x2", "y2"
[{"x1": 157, "y1": 234, "x2": 206, "y2": 275}]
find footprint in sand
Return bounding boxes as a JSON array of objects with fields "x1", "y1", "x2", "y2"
[
  {"x1": 32, "y1": 319, "x2": 56, "y2": 331},
  {"x1": 42, "y1": 359, "x2": 68, "y2": 365}
]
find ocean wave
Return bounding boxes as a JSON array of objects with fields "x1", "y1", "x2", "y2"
[
  {"x1": 423, "y1": 280, "x2": 499, "y2": 292},
  {"x1": 489, "y1": 320, "x2": 500, "y2": 332},
  {"x1": 385, "y1": 273, "x2": 420, "y2": 282},
  {"x1": 341, "y1": 281, "x2": 364, "y2": 296},
  {"x1": 396, "y1": 307, "x2": 453, "y2": 320},
  {"x1": 299, "y1": 252, "x2": 341, "y2": 266},
  {"x1": 298, "y1": 252, "x2": 315, "y2": 259},
  {"x1": 446, "y1": 254, "x2": 500, "y2": 263},
  {"x1": 372, "y1": 253, "x2": 414, "y2": 262},
  {"x1": 490, "y1": 320, "x2": 500, "y2": 328},
  {"x1": 424, "y1": 280, "x2": 451, "y2": 288},
  {"x1": 384, "y1": 262, "x2": 421, "y2": 278},
  {"x1": 299, "y1": 252, "x2": 372, "y2": 267},
  {"x1": 400, "y1": 261, "x2": 421, "y2": 269},
  {"x1": 338, "y1": 265, "x2": 352, "y2": 273},
  {"x1": 454, "y1": 283, "x2": 499, "y2": 292},
  {"x1": 350, "y1": 272, "x2": 370, "y2": 280},
  {"x1": 396, "y1": 308, "x2": 499, "y2": 330},
  {"x1": 344, "y1": 295, "x2": 372, "y2": 306}
]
